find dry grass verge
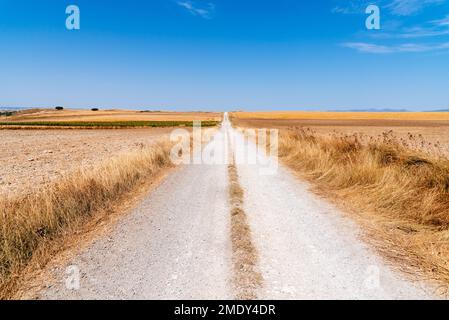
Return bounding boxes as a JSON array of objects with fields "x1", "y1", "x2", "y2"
[
  {"x1": 278, "y1": 128, "x2": 449, "y2": 295},
  {"x1": 228, "y1": 155, "x2": 263, "y2": 299},
  {"x1": 0, "y1": 140, "x2": 175, "y2": 299}
]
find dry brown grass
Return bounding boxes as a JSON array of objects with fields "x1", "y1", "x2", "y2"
[
  {"x1": 0, "y1": 140, "x2": 175, "y2": 299},
  {"x1": 277, "y1": 127, "x2": 449, "y2": 294},
  {"x1": 230, "y1": 112, "x2": 449, "y2": 154},
  {"x1": 228, "y1": 156, "x2": 263, "y2": 300}
]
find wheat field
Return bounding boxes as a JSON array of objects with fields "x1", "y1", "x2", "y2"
[{"x1": 234, "y1": 111, "x2": 449, "y2": 121}]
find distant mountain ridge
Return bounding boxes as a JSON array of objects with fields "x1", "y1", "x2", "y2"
[
  {"x1": 0, "y1": 106, "x2": 28, "y2": 112},
  {"x1": 327, "y1": 108, "x2": 409, "y2": 112}
]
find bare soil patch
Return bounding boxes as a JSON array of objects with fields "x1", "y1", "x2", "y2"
[{"x1": 0, "y1": 128, "x2": 172, "y2": 195}]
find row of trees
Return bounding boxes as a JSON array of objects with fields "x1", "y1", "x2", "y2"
[{"x1": 55, "y1": 106, "x2": 99, "y2": 111}]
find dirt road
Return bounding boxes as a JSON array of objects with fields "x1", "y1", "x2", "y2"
[
  {"x1": 39, "y1": 151, "x2": 233, "y2": 299},
  {"x1": 37, "y1": 114, "x2": 434, "y2": 299}
]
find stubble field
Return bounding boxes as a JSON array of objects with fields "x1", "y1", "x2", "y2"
[
  {"x1": 231, "y1": 111, "x2": 449, "y2": 152},
  {"x1": 2, "y1": 109, "x2": 221, "y2": 122}
]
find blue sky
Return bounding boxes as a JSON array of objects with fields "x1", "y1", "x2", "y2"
[{"x1": 0, "y1": 0, "x2": 448, "y2": 111}]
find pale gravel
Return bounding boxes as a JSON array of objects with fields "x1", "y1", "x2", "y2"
[{"x1": 40, "y1": 150, "x2": 233, "y2": 299}]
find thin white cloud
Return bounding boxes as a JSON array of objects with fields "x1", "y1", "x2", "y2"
[
  {"x1": 431, "y1": 15, "x2": 449, "y2": 27},
  {"x1": 332, "y1": 3, "x2": 365, "y2": 14},
  {"x1": 342, "y1": 42, "x2": 393, "y2": 53},
  {"x1": 366, "y1": 14, "x2": 449, "y2": 39},
  {"x1": 398, "y1": 27, "x2": 449, "y2": 38},
  {"x1": 385, "y1": 0, "x2": 445, "y2": 16},
  {"x1": 333, "y1": 0, "x2": 447, "y2": 16},
  {"x1": 342, "y1": 41, "x2": 449, "y2": 53},
  {"x1": 335, "y1": 0, "x2": 449, "y2": 54},
  {"x1": 177, "y1": 1, "x2": 215, "y2": 19}
]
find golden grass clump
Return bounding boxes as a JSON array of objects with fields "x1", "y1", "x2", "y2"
[
  {"x1": 0, "y1": 140, "x2": 174, "y2": 299},
  {"x1": 228, "y1": 158, "x2": 263, "y2": 300},
  {"x1": 278, "y1": 127, "x2": 449, "y2": 292}
]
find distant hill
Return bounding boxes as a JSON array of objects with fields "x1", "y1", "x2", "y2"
[
  {"x1": 328, "y1": 108, "x2": 409, "y2": 112},
  {"x1": 0, "y1": 106, "x2": 28, "y2": 112}
]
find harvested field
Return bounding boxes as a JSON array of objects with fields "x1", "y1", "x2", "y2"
[
  {"x1": 230, "y1": 112, "x2": 449, "y2": 153},
  {"x1": 0, "y1": 128, "x2": 173, "y2": 195},
  {"x1": 233, "y1": 111, "x2": 449, "y2": 121},
  {"x1": 0, "y1": 121, "x2": 219, "y2": 129},
  {"x1": 4, "y1": 109, "x2": 222, "y2": 123}
]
